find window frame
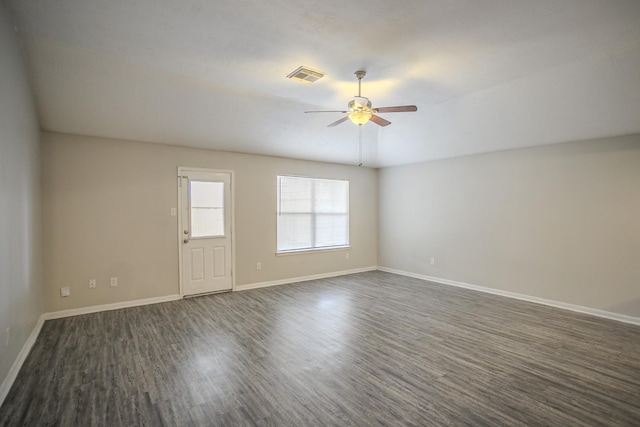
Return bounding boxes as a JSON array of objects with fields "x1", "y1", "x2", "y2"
[{"x1": 276, "y1": 175, "x2": 350, "y2": 254}]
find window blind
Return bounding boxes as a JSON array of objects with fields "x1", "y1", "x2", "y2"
[{"x1": 277, "y1": 176, "x2": 349, "y2": 252}]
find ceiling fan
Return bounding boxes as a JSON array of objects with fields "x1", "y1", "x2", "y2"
[{"x1": 305, "y1": 70, "x2": 418, "y2": 127}]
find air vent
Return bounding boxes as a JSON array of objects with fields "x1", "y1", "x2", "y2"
[{"x1": 287, "y1": 66, "x2": 325, "y2": 84}]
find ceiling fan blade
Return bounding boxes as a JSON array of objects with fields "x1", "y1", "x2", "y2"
[
  {"x1": 305, "y1": 110, "x2": 348, "y2": 113},
  {"x1": 369, "y1": 115, "x2": 391, "y2": 127},
  {"x1": 327, "y1": 116, "x2": 349, "y2": 127},
  {"x1": 373, "y1": 105, "x2": 418, "y2": 113}
]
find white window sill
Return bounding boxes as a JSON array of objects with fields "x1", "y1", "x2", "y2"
[{"x1": 276, "y1": 246, "x2": 351, "y2": 256}]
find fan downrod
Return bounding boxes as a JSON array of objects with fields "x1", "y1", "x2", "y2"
[{"x1": 355, "y1": 70, "x2": 366, "y2": 96}]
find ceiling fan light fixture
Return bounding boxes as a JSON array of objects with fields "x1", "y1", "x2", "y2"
[
  {"x1": 348, "y1": 111, "x2": 372, "y2": 125},
  {"x1": 348, "y1": 98, "x2": 373, "y2": 125},
  {"x1": 304, "y1": 70, "x2": 416, "y2": 129}
]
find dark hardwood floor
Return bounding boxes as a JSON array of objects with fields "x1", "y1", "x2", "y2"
[{"x1": 2, "y1": 271, "x2": 640, "y2": 426}]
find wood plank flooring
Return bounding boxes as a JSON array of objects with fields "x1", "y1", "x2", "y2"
[{"x1": 2, "y1": 271, "x2": 640, "y2": 426}]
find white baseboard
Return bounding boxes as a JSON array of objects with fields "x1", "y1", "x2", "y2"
[
  {"x1": 235, "y1": 266, "x2": 378, "y2": 291},
  {"x1": 378, "y1": 267, "x2": 640, "y2": 326},
  {"x1": 0, "y1": 314, "x2": 46, "y2": 407},
  {"x1": 43, "y1": 294, "x2": 182, "y2": 320}
]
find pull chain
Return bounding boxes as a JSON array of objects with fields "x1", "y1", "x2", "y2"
[{"x1": 358, "y1": 125, "x2": 363, "y2": 167}]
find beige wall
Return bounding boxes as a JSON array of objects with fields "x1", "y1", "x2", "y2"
[
  {"x1": 41, "y1": 132, "x2": 378, "y2": 312},
  {"x1": 379, "y1": 135, "x2": 640, "y2": 317},
  {"x1": 0, "y1": 3, "x2": 42, "y2": 390}
]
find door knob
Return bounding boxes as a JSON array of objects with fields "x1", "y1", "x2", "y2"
[
  {"x1": 184, "y1": 230, "x2": 189, "y2": 234},
  {"x1": 183, "y1": 238, "x2": 189, "y2": 244}
]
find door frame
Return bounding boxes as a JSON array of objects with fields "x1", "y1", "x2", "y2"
[{"x1": 177, "y1": 167, "x2": 236, "y2": 297}]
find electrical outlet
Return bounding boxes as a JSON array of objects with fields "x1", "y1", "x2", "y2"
[
  {"x1": 346, "y1": 253, "x2": 350, "y2": 260},
  {"x1": 170, "y1": 208, "x2": 177, "y2": 217},
  {"x1": 89, "y1": 279, "x2": 97, "y2": 289},
  {"x1": 60, "y1": 287, "x2": 70, "y2": 297},
  {"x1": 110, "y1": 277, "x2": 118, "y2": 287},
  {"x1": 256, "y1": 262, "x2": 261, "y2": 270},
  {"x1": 430, "y1": 257, "x2": 435, "y2": 265},
  {"x1": 5, "y1": 328, "x2": 10, "y2": 347}
]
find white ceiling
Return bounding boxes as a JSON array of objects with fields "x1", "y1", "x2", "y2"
[{"x1": 7, "y1": 0, "x2": 640, "y2": 167}]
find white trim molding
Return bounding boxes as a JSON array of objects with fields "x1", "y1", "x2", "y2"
[
  {"x1": 236, "y1": 266, "x2": 378, "y2": 291},
  {"x1": 0, "y1": 314, "x2": 46, "y2": 407},
  {"x1": 43, "y1": 294, "x2": 182, "y2": 320},
  {"x1": 378, "y1": 267, "x2": 640, "y2": 326}
]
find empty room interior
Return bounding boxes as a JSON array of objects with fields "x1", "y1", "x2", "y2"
[{"x1": 1, "y1": 0, "x2": 640, "y2": 425}]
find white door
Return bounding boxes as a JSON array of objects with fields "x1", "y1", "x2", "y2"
[{"x1": 179, "y1": 169, "x2": 233, "y2": 296}]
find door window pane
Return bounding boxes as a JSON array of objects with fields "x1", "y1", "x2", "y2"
[{"x1": 190, "y1": 181, "x2": 224, "y2": 237}]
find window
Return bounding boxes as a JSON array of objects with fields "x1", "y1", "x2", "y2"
[
  {"x1": 277, "y1": 175, "x2": 349, "y2": 252},
  {"x1": 190, "y1": 181, "x2": 225, "y2": 237}
]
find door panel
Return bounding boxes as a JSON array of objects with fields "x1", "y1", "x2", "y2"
[
  {"x1": 191, "y1": 248, "x2": 205, "y2": 280},
  {"x1": 180, "y1": 169, "x2": 233, "y2": 296},
  {"x1": 212, "y1": 247, "x2": 225, "y2": 278}
]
